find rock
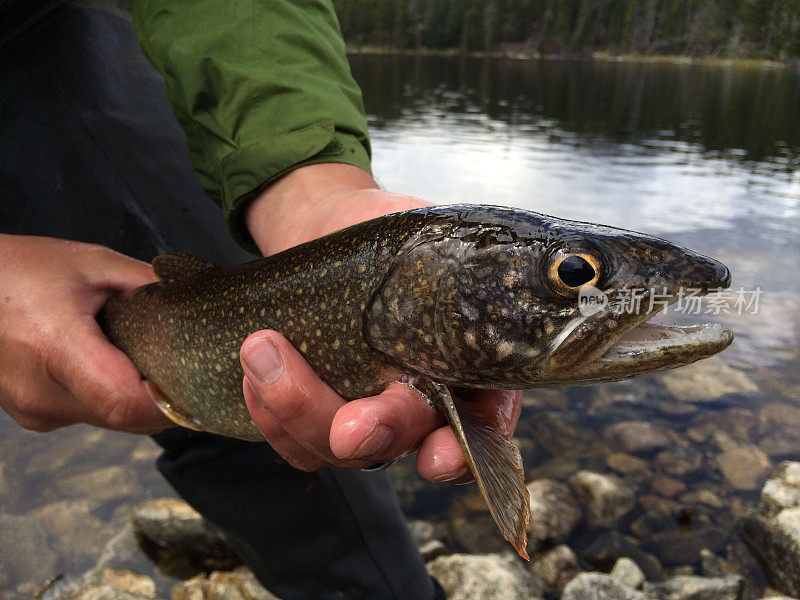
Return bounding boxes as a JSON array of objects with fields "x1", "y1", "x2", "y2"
[
  {"x1": 651, "y1": 476, "x2": 687, "y2": 498},
  {"x1": 55, "y1": 466, "x2": 142, "y2": 503},
  {"x1": 526, "y1": 479, "x2": 581, "y2": 548},
  {"x1": 130, "y1": 438, "x2": 163, "y2": 463},
  {"x1": 604, "y1": 422, "x2": 672, "y2": 454},
  {"x1": 699, "y1": 549, "x2": 734, "y2": 578},
  {"x1": 94, "y1": 568, "x2": 156, "y2": 598},
  {"x1": 582, "y1": 532, "x2": 665, "y2": 582},
  {"x1": 419, "y1": 540, "x2": 448, "y2": 562},
  {"x1": 31, "y1": 500, "x2": 111, "y2": 568},
  {"x1": 74, "y1": 586, "x2": 154, "y2": 600},
  {"x1": 530, "y1": 544, "x2": 581, "y2": 591},
  {"x1": 716, "y1": 445, "x2": 771, "y2": 491},
  {"x1": 451, "y1": 514, "x2": 512, "y2": 555},
  {"x1": 172, "y1": 568, "x2": 281, "y2": 600},
  {"x1": 741, "y1": 506, "x2": 800, "y2": 596},
  {"x1": 645, "y1": 527, "x2": 726, "y2": 567},
  {"x1": 427, "y1": 553, "x2": 545, "y2": 600},
  {"x1": 762, "y1": 462, "x2": 800, "y2": 511},
  {"x1": 680, "y1": 490, "x2": 724, "y2": 509},
  {"x1": 569, "y1": 471, "x2": 635, "y2": 528},
  {"x1": 643, "y1": 575, "x2": 744, "y2": 600},
  {"x1": 607, "y1": 453, "x2": 651, "y2": 475},
  {"x1": 659, "y1": 358, "x2": 758, "y2": 403},
  {"x1": 0, "y1": 513, "x2": 57, "y2": 585},
  {"x1": 561, "y1": 573, "x2": 644, "y2": 600},
  {"x1": 655, "y1": 447, "x2": 704, "y2": 478},
  {"x1": 611, "y1": 557, "x2": 646, "y2": 589},
  {"x1": 25, "y1": 428, "x2": 109, "y2": 475},
  {"x1": 131, "y1": 498, "x2": 233, "y2": 555}
]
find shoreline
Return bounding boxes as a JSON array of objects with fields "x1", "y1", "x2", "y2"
[{"x1": 346, "y1": 45, "x2": 797, "y2": 70}]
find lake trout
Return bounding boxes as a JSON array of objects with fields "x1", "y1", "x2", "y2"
[{"x1": 99, "y1": 205, "x2": 733, "y2": 560}]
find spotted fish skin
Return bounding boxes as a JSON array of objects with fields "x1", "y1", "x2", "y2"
[{"x1": 99, "y1": 204, "x2": 733, "y2": 560}]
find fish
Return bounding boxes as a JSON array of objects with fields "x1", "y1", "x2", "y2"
[{"x1": 98, "y1": 205, "x2": 734, "y2": 560}]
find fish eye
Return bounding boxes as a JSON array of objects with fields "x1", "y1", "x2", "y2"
[{"x1": 545, "y1": 249, "x2": 602, "y2": 297}]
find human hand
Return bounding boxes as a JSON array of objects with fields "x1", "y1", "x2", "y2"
[
  {"x1": 241, "y1": 163, "x2": 522, "y2": 481},
  {"x1": 0, "y1": 235, "x2": 174, "y2": 433}
]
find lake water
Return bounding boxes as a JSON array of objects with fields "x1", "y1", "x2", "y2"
[{"x1": 1, "y1": 56, "x2": 799, "y2": 599}]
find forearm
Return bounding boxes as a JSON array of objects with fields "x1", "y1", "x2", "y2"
[{"x1": 128, "y1": 0, "x2": 372, "y2": 251}]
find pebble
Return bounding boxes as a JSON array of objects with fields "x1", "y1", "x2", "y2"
[
  {"x1": 173, "y1": 568, "x2": 281, "y2": 600},
  {"x1": 643, "y1": 575, "x2": 744, "y2": 600},
  {"x1": 604, "y1": 421, "x2": 672, "y2": 454},
  {"x1": 716, "y1": 445, "x2": 772, "y2": 491},
  {"x1": 31, "y1": 500, "x2": 111, "y2": 568},
  {"x1": 427, "y1": 553, "x2": 545, "y2": 600},
  {"x1": 654, "y1": 447, "x2": 704, "y2": 478},
  {"x1": 645, "y1": 527, "x2": 726, "y2": 566},
  {"x1": 651, "y1": 476, "x2": 687, "y2": 498},
  {"x1": 561, "y1": 573, "x2": 644, "y2": 600},
  {"x1": 659, "y1": 358, "x2": 758, "y2": 403},
  {"x1": 610, "y1": 557, "x2": 646, "y2": 589},
  {"x1": 762, "y1": 462, "x2": 800, "y2": 511},
  {"x1": 530, "y1": 544, "x2": 581, "y2": 591},
  {"x1": 527, "y1": 479, "x2": 582, "y2": 548},
  {"x1": 606, "y1": 452, "x2": 651, "y2": 475},
  {"x1": 569, "y1": 471, "x2": 635, "y2": 528},
  {"x1": 680, "y1": 489, "x2": 724, "y2": 509}
]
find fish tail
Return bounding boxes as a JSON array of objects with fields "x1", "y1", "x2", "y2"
[{"x1": 423, "y1": 381, "x2": 530, "y2": 560}]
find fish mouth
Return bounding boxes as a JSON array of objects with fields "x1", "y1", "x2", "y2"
[{"x1": 542, "y1": 294, "x2": 734, "y2": 386}]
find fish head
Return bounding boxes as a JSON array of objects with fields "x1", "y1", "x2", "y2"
[{"x1": 366, "y1": 206, "x2": 733, "y2": 387}]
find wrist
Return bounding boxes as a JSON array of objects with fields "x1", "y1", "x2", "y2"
[{"x1": 245, "y1": 163, "x2": 429, "y2": 256}]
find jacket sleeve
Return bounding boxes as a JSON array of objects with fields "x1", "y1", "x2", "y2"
[{"x1": 128, "y1": 1, "x2": 372, "y2": 251}]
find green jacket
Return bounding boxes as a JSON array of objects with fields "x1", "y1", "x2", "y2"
[{"x1": 129, "y1": 1, "x2": 371, "y2": 251}]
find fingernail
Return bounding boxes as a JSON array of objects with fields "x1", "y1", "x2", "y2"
[
  {"x1": 348, "y1": 424, "x2": 394, "y2": 459},
  {"x1": 243, "y1": 339, "x2": 283, "y2": 385},
  {"x1": 432, "y1": 464, "x2": 470, "y2": 483}
]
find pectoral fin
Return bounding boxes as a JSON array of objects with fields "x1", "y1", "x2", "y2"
[
  {"x1": 144, "y1": 381, "x2": 205, "y2": 432},
  {"x1": 413, "y1": 379, "x2": 530, "y2": 560}
]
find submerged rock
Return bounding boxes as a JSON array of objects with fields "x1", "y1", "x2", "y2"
[
  {"x1": 526, "y1": 479, "x2": 582, "y2": 548},
  {"x1": 172, "y1": 568, "x2": 280, "y2": 600},
  {"x1": 427, "y1": 553, "x2": 545, "y2": 600},
  {"x1": 569, "y1": 471, "x2": 635, "y2": 528},
  {"x1": 0, "y1": 513, "x2": 57, "y2": 586},
  {"x1": 36, "y1": 567, "x2": 157, "y2": 600},
  {"x1": 643, "y1": 575, "x2": 744, "y2": 600},
  {"x1": 604, "y1": 421, "x2": 672, "y2": 455},
  {"x1": 530, "y1": 544, "x2": 581, "y2": 591},
  {"x1": 561, "y1": 573, "x2": 644, "y2": 600},
  {"x1": 582, "y1": 532, "x2": 665, "y2": 582},
  {"x1": 716, "y1": 445, "x2": 771, "y2": 491},
  {"x1": 607, "y1": 452, "x2": 652, "y2": 475},
  {"x1": 659, "y1": 358, "x2": 758, "y2": 403},
  {"x1": 55, "y1": 466, "x2": 142, "y2": 503}
]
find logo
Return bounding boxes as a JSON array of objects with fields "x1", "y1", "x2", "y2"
[{"x1": 578, "y1": 285, "x2": 608, "y2": 316}]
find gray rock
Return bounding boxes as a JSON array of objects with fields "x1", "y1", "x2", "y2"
[
  {"x1": 643, "y1": 575, "x2": 744, "y2": 600},
  {"x1": 569, "y1": 471, "x2": 635, "y2": 528},
  {"x1": 31, "y1": 500, "x2": 111, "y2": 569},
  {"x1": 582, "y1": 532, "x2": 665, "y2": 582},
  {"x1": 419, "y1": 540, "x2": 448, "y2": 562},
  {"x1": 659, "y1": 358, "x2": 758, "y2": 403},
  {"x1": 741, "y1": 508, "x2": 800, "y2": 596},
  {"x1": 172, "y1": 568, "x2": 281, "y2": 600},
  {"x1": 0, "y1": 513, "x2": 57, "y2": 585},
  {"x1": 527, "y1": 479, "x2": 582, "y2": 548},
  {"x1": 654, "y1": 447, "x2": 704, "y2": 478},
  {"x1": 562, "y1": 573, "x2": 645, "y2": 600},
  {"x1": 716, "y1": 445, "x2": 771, "y2": 491},
  {"x1": 604, "y1": 421, "x2": 672, "y2": 454},
  {"x1": 407, "y1": 519, "x2": 447, "y2": 547},
  {"x1": 451, "y1": 514, "x2": 512, "y2": 555},
  {"x1": 73, "y1": 586, "x2": 154, "y2": 600},
  {"x1": 55, "y1": 466, "x2": 143, "y2": 503},
  {"x1": 427, "y1": 553, "x2": 545, "y2": 600},
  {"x1": 611, "y1": 557, "x2": 646, "y2": 589},
  {"x1": 606, "y1": 453, "x2": 652, "y2": 475},
  {"x1": 530, "y1": 544, "x2": 581, "y2": 591}
]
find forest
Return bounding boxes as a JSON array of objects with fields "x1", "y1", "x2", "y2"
[{"x1": 331, "y1": 0, "x2": 800, "y2": 59}]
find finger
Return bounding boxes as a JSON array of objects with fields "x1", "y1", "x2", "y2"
[
  {"x1": 240, "y1": 330, "x2": 349, "y2": 465},
  {"x1": 242, "y1": 378, "x2": 327, "y2": 471},
  {"x1": 48, "y1": 318, "x2": 174, "y2": 433},
  {"x1": 329, "y1": 381, "x2": 443, "y2": 462},
  {"x1": 416, "y1": 425, "x2": 472, "y2": 483},
  {"x1": 76, "y1": 244, "x2": 155, "y2": 291}
]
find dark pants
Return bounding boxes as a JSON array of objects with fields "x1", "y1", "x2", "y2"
[{"x1": 0, "y1": 5, "x2": 439, "y2": 599}]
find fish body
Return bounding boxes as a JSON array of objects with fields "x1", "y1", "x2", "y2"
[{"x1": 99, "y1": 205, "x2": 733, "y2": 559}]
